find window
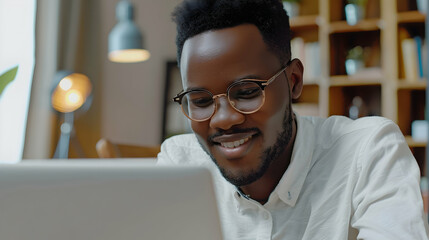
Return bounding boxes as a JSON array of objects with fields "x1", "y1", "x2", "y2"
[{"x1": 0, "y1": 0, "x2": 36, "y2": 163}]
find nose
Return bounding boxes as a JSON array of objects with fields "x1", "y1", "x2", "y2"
[{"x1": 209, "y1": 95, "x2": 245, "y2": 130}]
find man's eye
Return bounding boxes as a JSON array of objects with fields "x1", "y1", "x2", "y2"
[
  {"x1": 234, "y1": 87, "x2": 262, "y2": 99},
  {"x1": 190, "y1": 97, "x2": 213, "y2": 107}
]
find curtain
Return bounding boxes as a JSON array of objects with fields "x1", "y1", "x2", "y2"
[{"x1": 24, "y1": 0, "x2": 102, "y2": 159}]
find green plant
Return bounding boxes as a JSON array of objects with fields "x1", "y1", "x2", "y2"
[
  {"x1": 346, "y1": 0, "x2": 368, "y2": 6},
  {"x1": 0, "y1": 66, "x2": 19, "y2": 96},
  {"x1": 346, "y1": 46, "x2": 364, "y2": 60}
]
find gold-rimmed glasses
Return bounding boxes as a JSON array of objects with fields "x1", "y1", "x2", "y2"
[{"x1": 173, "y1": 64, "x2": 289, "y2": 122}]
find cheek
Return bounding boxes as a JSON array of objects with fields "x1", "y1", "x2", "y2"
[
  {"x1": 263, "y1": 73, "x2": 290, "y2": 113},
  {"x1": 190, "y1": 121, "x2": 210, "y2": 145},
  {"x1": 257, "y1": 82, "x2": 290, "y2": 145},
  {"x1": 188, "y1": 80, "x2": 290, "y2": 149}
]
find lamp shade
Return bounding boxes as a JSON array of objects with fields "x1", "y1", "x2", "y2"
[
  {"x1": 51, "y1": 71, "x2": 92, "y2": 113},
  {"x1": 108, "y1": 0, "x2": 150, "y2": 63}
]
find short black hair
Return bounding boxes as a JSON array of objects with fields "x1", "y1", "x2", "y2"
[{"x1": 172, "y1": 0, "x2": 291, "y2": 67}]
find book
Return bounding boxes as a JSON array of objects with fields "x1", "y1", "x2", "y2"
[
  {"x1": 417, "y1": 0, "x2": 428, "y2": 14},
  {"x1": 291, "y1": 37, "x2": 321, "y2": 83},
  {"x1": 422, "y1": 42, "x2": 427, "y2": 79},
  {"x1": 401, "y1": 38, "x2": 419, "y2": 81},
  {"x1": 305, "y1": 42, "x2": 321, "y2": 82},
  {"x1": 291, "y1": 37, "x2": 305, "y2": 62},
  {"x1": 415, "y1": 36, "x2": 424, "y2": 79}
]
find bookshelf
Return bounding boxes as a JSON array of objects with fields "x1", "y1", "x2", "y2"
[{"x1": 289, "y1": 0, "x2": 427, "y2": 174}]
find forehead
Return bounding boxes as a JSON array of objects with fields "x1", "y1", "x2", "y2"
[{"x1": 179, "y1": 24, "x2": 279, "y2": 90}]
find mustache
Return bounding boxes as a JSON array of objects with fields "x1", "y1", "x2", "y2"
[{"x1": 208, "y1": 127, "x2": 261, "y2": 143}]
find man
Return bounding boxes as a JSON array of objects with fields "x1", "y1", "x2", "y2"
[{"x1": 157, "y1": 0, "x2": 429, "y2": 239}]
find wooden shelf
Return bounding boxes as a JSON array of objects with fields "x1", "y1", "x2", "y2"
[
  {"x1": 292, "y1": 103, "x2": 319, "y2": 116},
  {"x1": 397, "y1": 11, "x2": 426, "y2": 24},
  {"x1": 303, "y1": 78, "x2": 320, "y2": 86},
  {"x1": 290, "y1": 15, "x2": 319, "y2": 29},
  {"x1": 329, "y1": 19, "x2": 381, "y2": 33},
  {"x1": 405, "y1": 136, "x2": 427, "y2": 148},
  {"x1": 397, "y1": 80, "x2": 427, "y2": 90},
  {"x1": 290, "y1": 0, "x2": 426, "y2": 170},
  {"x1": 329, "y1": 76, "x2": 382, "y2": 87}
]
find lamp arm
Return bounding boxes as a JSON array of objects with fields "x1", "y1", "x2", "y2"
[{"x1": 54, "y1": 112, "x2": 74, "y2": 159}]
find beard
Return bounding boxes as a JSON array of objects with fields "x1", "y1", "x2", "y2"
[{"x1": 199, "y1": 108, "x2": 294, "y2": 187}]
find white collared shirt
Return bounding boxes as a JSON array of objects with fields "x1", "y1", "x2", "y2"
[{"x1": 158, "y1": 115, "x2": 429, "y2": 239}]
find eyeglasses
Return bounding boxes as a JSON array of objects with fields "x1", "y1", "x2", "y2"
[{"x1": 173, "y1": 65, "x2": 288, "y2": 122}]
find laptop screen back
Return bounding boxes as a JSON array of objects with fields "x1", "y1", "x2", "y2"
[{"x1": 0, "y1": 160, "x2": 223, "y2": 240}]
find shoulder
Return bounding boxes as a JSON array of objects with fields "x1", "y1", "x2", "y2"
[
  {"x1": 158, "y1": 133, "x2": 212, "y2": 166},
  {"x1": 298, "y1": 115, "x2": 406, "y2": 174},
  {"x1": 302, "y1": 115, "x2": 400, "y2": 149},
  {"x1": 162, "y1": 133, "x2": 200, "y2": 149},
  {"x1": 315, "y1": 116, "x2": 414, "y2": 177},
  {"x1": 314, "y1": 115, "x2": 396, "y2": 135}
]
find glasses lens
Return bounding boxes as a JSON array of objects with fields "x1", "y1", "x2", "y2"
[
  {"x1": 228, "y1": 82, "x2": 264, "y2": 113},
  {"x1": 181, "y1": 90, "x2": 215, "y2": 121}
]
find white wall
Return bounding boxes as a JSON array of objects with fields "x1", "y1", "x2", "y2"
[
  {"x1": 0, "y1": 0, "x2": 36, "y2": 162},
  {"x1": 99, "y1": 0, "x2": 181, "y2": 145}
]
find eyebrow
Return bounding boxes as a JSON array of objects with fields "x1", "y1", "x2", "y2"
[
  {"x1": 184, "y1": 74, "x2": 266, "y2": 92},
  {"x1": 238, "y1": 74, "x2": 264, "y2": 80},
  {"x1": 185, "y1": 86, "x2": 206, "y2": 92}
]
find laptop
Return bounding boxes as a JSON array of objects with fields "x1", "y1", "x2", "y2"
[{"x1": 0, "y1": 160, "x2": 224, "y2": 240}]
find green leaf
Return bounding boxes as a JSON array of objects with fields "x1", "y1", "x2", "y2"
[{"x1": 0, "y1": 66, "x2": 19, "y2": 95}]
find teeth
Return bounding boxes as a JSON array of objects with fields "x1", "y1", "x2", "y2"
[{"x1": 221, "y1": 136, "x2": 251, "y2": 149}]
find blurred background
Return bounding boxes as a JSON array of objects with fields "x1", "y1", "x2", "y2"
[
  {"x1": 0, "y1": 0, "x2": 427, "y2": 171},
  {"x1": 1, "y1": 0, "x2": 183, "y2": 161}
]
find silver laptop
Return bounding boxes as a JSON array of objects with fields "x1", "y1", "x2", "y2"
[{"x1": 0, "y1": 160, "x2": 224, "y2": 240}]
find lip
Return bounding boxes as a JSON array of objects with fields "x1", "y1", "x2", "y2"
[
  {"x1": 211, "y1": 131, "x2": 259, "y2": 160},
  {"x1": 211, "y1": 131, "x2": 258, "y2": 144}
]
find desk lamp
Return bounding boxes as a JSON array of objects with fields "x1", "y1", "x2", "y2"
[
  {"x1": 108, "y1": 0, "x2": 150, "y2": 63},
  {"x1": 51, "y1": 71, "x2": 92, "y2": 159}
]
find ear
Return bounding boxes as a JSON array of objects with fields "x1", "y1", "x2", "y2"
[{"x1": 288, "y1": 59, "x2": 304, "y2": 100}]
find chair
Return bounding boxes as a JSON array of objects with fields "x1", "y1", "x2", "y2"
[{"x1": 96, "y1": 138, "x2": 160, "y2": 158}]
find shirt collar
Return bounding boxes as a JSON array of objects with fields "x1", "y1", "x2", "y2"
[{"x1": 274, "y1": 113, "x2": 315, "y2": 207}]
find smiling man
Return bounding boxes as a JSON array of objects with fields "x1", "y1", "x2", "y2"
[
  {"x1": 177, "y1": 23, "x2": 300, "y2": 202},
  {"x1": 157, "y1": 0, "x2": 429, "y2": 239}
]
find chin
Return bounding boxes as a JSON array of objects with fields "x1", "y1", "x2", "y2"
[
  {"x1": 218, "y1": 161, "x2": 268, "y2": 186},
  {"x1": 209, "y1": 149, "x2": 268, "y2": 186}
]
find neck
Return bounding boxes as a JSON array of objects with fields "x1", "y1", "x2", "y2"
[{"x1": 240, "y1": 116, "x2": 297, "y2": 204}]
